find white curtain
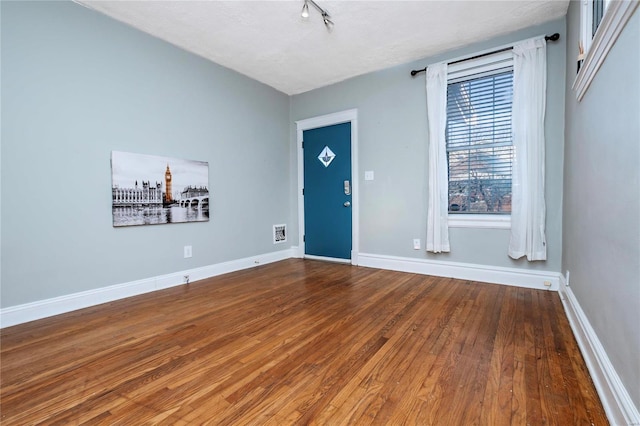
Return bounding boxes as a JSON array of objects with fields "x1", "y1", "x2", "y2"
[
  {"x1": 509, "y1": 37, "x2": 547, "y2": 261},
  {"x1": 426, "y1": 63, "x2": 450, "y2": 253}
]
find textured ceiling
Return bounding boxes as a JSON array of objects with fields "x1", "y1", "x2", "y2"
[{"x1": 75, "y1": 1, "x2": 569, "y2": 95}]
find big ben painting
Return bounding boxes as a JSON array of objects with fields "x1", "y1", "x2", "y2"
[{"x1": 111, "y1": 151, "x2": 210, "y2": 227}]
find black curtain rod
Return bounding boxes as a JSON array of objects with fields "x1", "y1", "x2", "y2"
[{"x1": 410, "y1": 33, "x2": 560, "y2": 77}]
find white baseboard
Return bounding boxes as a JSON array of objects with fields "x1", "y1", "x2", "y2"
[
  {"x1": 4, "y1": 247, "x2": 637, "y2": 425},
  {"x1": 559, "y1": 275, "x2": 640, "y2": 425},
  {"x1": 358, "y1": 252, "x2": 560, "y2": 291},
  {"x1": 0, "y1": 248, "x2": 295, "y2": 329}
]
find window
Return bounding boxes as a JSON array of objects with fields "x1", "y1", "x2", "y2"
[
  {"x1": 581, "y1": 0, "x2": 609, "y2": 56},
  {"x1": 574, "y1": 0, "x2": 637, "y2": 101},
  {"x1": 592, "y1": 0, "x2": 606, "y2": 37},
  {"x1": 445, "y1": 52, "x2": 513, "y2": 227}
]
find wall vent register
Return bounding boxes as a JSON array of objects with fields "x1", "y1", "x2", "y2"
[{"x1": 273, "y1": 224, "x2": 287, "y2": 244}]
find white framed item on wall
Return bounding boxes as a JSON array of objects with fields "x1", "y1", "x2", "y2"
[
  {"x1": 273, "y1": 224, "x2": 287, "y2": 244},
  {"x1": 111, "y1": 151, "x2": 210, "y2": 227}
]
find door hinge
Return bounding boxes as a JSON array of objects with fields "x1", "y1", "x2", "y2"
[
  {"x1": 302, "y1": 188, "x2": 304, "y2": 195},
  {"x1": 301, "y1": 141, "x2": 304, "y2": 149},
  {"x1": 303, "y1": 235, "x2": 305, "y2": 242}
]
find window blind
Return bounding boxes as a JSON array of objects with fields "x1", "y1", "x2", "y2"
[{"x1": 446, "y1": 70, "x2": 514, "y2": 214}]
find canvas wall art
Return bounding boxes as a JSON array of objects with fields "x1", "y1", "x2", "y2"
[{"x1": 111, "y1": 151, "x2": 210, "y2": 227}]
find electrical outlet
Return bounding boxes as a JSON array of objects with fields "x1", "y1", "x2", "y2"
[
  {"x1": 184, "y1": 245, "x2": 192, "y2": 258},
  {"x1": 544, "y1": 281, "x2": 552, "y2": 287},
  {"x1": 413, "y1": 239, "x2": 421, "y2": 250}
]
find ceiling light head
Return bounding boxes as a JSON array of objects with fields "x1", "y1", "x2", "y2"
[
  {"x1": 322, "y1": 13, "x2": 334, "y2": 31},
  {"x1": 301, "y1": 0, "x2": 334, "y2": 31}
]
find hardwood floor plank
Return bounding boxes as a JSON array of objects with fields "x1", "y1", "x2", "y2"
[
  {"x1": 511, "y1": 287, "x2": 529, "y2": 425},
  {"x1": 480, "y1": 285, "x2": 518, "y2": 425},
  {"x1": 321, "y1": 277, "x2": 440, "y2": 424},
  {"x1": 458, "y1": 284, "x2": 506, "y2": 425},
  {"x1": 273, "y1": 274, "x2": 432, "y2": 422},
  {"x1": 427, "y1": 282, "x2": 502, "y2": 425},
  {"x1": 346, "y1": 278, "x2": 458, "y2": 424},
  {"x1": 534, "y1": 290, "x2": 562, "y2": 425},
  {"x1": 405, "y1": 281, "x2": 481, "y2": 424},
  {"x1": 539, "y1": 291, "x2": 572, "y2": 425},
  {"x1": 0, "y1": 259, "x2": 608, "y2": 425},
  {"x1": 523, "y1": 290, "x2": 544, "y2": 426}
]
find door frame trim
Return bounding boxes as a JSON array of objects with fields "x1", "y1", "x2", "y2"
[{"x1": 296, "y1": 109, "x2": 359, "y2": 265}]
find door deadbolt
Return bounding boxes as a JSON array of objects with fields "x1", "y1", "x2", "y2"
[{"x1": 344, "y1": 180, "x2": 351, "y2": 195}]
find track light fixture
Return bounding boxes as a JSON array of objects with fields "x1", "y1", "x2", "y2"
[{"x1": 301, "y1": 0, "x2": 334, "y2": 31}]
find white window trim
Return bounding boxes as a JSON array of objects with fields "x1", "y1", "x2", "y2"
[
  {"x1": 573, "y1": 0, "x2": 639, "y2": 101},
  {"x1": 448, "y1": 214, "x2": 511, "y2": 229},
  {"x1": 579, "y1": 0, "x2": 595, "y2": 56},
  {"x1": 446, "y1": 50, "x2": 514, "y2": 228}
]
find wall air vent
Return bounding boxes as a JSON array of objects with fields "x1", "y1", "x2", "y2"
[{"x1": 273, "y1": 224, "x2": 287, "y2": 244}]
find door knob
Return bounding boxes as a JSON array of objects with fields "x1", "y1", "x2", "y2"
[{"x1": 344, "y1": 201, "x2": 351, "y2": 207}]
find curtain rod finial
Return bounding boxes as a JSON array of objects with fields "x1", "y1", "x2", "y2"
[{"x1": 546, "y1": 33, "x2": 560, "y2": 42}]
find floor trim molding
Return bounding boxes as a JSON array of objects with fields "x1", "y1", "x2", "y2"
[
  {"x1": 358, "y1": 252, "x2": 560, "y2": 291},
  {"x1": 559, "y1": 276, "x2": 640, "y2": 425},
  {"x1": 0, "y1": 248, "x2": 295, "y2": 329}
]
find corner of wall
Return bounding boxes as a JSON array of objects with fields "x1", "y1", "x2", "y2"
[{"x1": 558, "y1": 274, "x2": 640, "y2": 425}]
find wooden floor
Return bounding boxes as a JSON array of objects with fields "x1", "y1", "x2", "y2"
[{"x1": 1, "y1": 259, "x2": 607, "y2": 425}]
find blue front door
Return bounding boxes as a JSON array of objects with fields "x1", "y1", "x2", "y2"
[{"x1": 303, "y1": 122, "x2": 352, "y2": 260}]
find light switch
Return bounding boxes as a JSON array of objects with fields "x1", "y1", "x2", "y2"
[{"x1": 364, "y1": 171, "x2": 374, "y2": 181}]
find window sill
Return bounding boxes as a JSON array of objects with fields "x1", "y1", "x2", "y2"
[
  {"x1": 448, "y1": 214, "x2": 511, "y2": 229},
  {"x1": 573, "y1": 0, "x2": 639, "y2": 101}
]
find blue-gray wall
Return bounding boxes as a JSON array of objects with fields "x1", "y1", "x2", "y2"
[
  {"x1": 1, "y1": 1, "x2": 290, "y2": 307},
  {"x1": 563, "y1": 2, "x2": 640, "y2": 410},
  {"x1": 290, "y1": 19, "x2": 566, "y2": 274}
]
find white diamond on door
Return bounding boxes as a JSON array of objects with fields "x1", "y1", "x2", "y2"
[{"x1": 318, "y1": 146, "x2": 336, "y2": 168}]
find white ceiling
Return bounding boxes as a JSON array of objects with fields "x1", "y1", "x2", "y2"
[{"x1": 76, "y1": 1, "x2": 569, "y2": 95}]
